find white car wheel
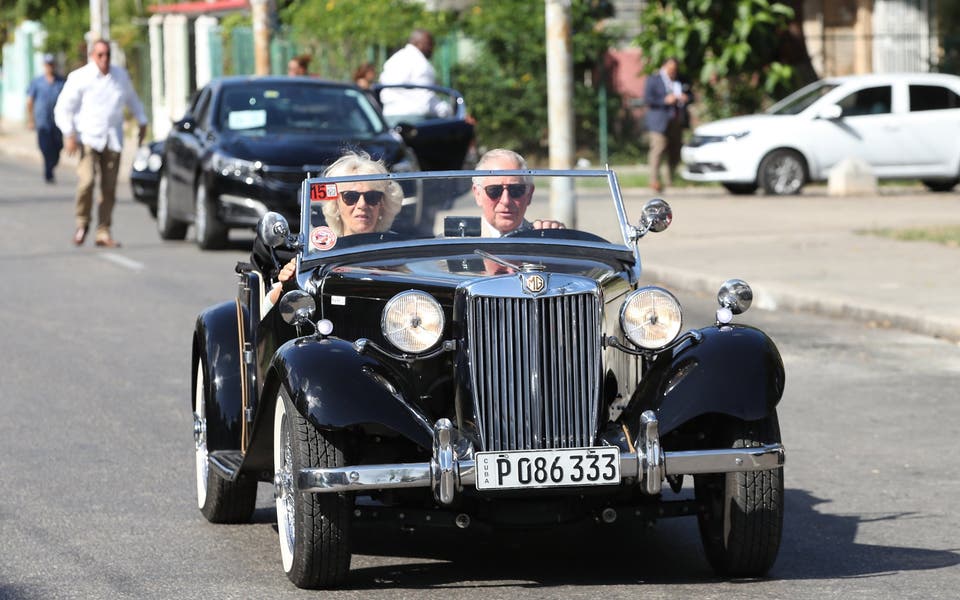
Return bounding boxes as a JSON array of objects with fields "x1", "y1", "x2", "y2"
[
  {"x1": 194, "y1": 361, "x2": 208, "y2": 509},
  {"x1": 759, "y1": 150, "x2": 805, "y2": 195}
]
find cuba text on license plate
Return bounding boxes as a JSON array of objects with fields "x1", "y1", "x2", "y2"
[{"x1": 475, "y1": 447, "x2": 620, "y2": 490}]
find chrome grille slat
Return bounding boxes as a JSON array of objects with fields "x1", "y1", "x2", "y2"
[{"x1": 465, "y1": 277, "x2": 601, "y2": 452}]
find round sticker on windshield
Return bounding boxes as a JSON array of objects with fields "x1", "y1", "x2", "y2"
[{"x1": 310, "y1": 226, "x2": 337, "y2": 251}]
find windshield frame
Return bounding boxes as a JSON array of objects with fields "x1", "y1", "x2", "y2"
[{"x1": 297, "y1": 168, "x2": 637, "y2": 267}]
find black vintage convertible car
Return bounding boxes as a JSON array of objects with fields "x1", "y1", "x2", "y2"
[
  {"x1": 191, "y1": 169, "x2": 786, "y2": 588},
  {"x1": 133, "y1": 77, "x2": 474, "y2": 248}
]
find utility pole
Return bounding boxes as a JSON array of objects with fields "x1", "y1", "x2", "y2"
[
  {"x1": 89, "y1": 0, "x2": 110, "y2": 41},
  {"x1": 545, "y1": 0, "x2": 576, "y2": 228},
  {"x1": 251, "y1": 0, "x2": 274, "y2": 75}
]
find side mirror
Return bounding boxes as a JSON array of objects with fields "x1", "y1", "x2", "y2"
[
  {"x1": 640, "y1": 198, "x2": 672, "y2": 234},
  {"x1": 175, "y1": 117, "x2": 196, "y2": 132},
  {"x1": 258, "y1": 212, "x2": 290, "y2": 248},
  {"x1": 394, "y1": 122, "x2": 418, "y2": 142},
  {"x1": 279, "y1": 290, "x2": 317, "y2": 327},
  {"x1": 816, "y1": 104, "x2": 843, "y2": 120}
]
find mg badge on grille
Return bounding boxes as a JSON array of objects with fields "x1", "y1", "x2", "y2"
[{"x1": 524, "y1": 274, "x2": 545, "y2": 294}]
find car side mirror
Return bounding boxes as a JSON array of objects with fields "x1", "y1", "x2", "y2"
[
  {"x1": 640, "y1": 198, "x2": 672, "y2": 234},
  {"x1": 258, "y1": 212, "x2": 290, "y2": 248},
  {"x1": 394, "y1": 122, "x2": 418, "y2": 142},
  {"x1": 176, "y1": 117, "x2": 196, "y2": 132},
  {"x1": 816, "y1": 104, "x2": 843, "y2": 120},
  {"x1": 279, "y1": 290, "x2": 317, "y2": 327}
]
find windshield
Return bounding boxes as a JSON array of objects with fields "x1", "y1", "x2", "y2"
[
  {"x1": 297, "y1": 170, "x2": 636, "y2": 263},
  {"x1": 767, "y1": 80, "x2": 839, "y2": 115},
  {"x1": 217, "y1": 83, "x2": 385, "y2": 137}
]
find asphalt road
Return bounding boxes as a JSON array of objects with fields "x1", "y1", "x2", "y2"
[{"x1": 1, "y1": 157, "x2": 959, "y2": 599}]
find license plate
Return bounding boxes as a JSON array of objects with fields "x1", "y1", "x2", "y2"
[{"x1": 475, "y1": 447, "x2": 621, "y2": 490}]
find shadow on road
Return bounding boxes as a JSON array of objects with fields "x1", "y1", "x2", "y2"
[{"x1": 243, "y1": 486, "x2": 959, "y2": 590}]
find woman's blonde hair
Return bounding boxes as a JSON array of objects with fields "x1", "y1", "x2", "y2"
[{"x1": 321, "y1": 151, "x2": 403, "y2": 236}]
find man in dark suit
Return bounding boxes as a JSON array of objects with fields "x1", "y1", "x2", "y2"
[{"x1": 644, "y1": 57, "x2": 693, "y2": 193}]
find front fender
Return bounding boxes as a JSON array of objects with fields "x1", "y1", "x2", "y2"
[
  {"x1": 626, "y1": 325, "x2": 785, "y2": 436},
  {"x1": 192, "y1": 300, "x2": 243, "y2": 451},
  {"x1": 243, "y1": 336, "x2": 434, "y2": 473}
]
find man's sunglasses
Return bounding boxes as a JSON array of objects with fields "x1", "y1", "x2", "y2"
[
  {"x1": 484, "y1": 184, "x2": 528, "y2": 200},
  {"x1": 340, "y1": 190, "x2": 384, "y2": 206}
]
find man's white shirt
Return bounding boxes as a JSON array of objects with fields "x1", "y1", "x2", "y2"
[
  {"x1": 379, "y1": 44, "x2": 451, "y2": 119},
  {"x1": 54, "y1": 62, "x2": 147, "y2": 153}
]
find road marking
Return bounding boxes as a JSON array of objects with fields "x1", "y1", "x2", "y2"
[{"x1": 100, "y1": 253, "x2": 145, "y2": 271}]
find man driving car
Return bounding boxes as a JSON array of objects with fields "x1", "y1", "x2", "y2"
[{"x1": 472, "y1": 149, "x2": 565, "y2": 237}]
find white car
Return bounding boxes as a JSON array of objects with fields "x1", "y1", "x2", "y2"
[{"x1": 681, "y1": 73, "x2": 960, "y2": 194}]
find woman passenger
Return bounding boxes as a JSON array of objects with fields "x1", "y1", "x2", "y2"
[{"x1": 265, "y1": 152, "x2": 402, "y2": 309}]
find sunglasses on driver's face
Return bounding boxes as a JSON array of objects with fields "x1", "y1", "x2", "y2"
[
  {"x1": 340, "y1": 190, "x2": 384, "y2": 206},
  {"x1": 484, "y1": 184, "x2": 528, "y2": 200}
]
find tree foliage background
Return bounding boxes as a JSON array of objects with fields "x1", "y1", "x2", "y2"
[
  {"x1": 635, "y1": 0, "x2": 799, "y2": 121},
  {"x1": 2, "y1": 0, "x2": 147, "y2": 70},
  {"x1": 453, "y1": 0, "x2": 626, "y2": 161},
  {"x1": 2, "y1": 0, "x2": 836, "y2": 162},
  {"x1": 280, "y1": 0, "x2": 455, "y2": 81}
]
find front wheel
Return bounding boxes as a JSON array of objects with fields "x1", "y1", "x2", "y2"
[
  {"x1": 156, "y1": 172, "x2": 188, "y2": 240},
  {"x1": 274, "y1": 389, "x2": 352, "y2": 589},
  {"x1": 195, "y1": 180, "x2": 228, "y2": 250},
  {"x1": 194, "y1": 360, "x2": 257, "y2": 523},
  {"x1": 921, "y1": 178, "x2": 958, "y2": 192},
  {"x1": 695, "y1": 414, "x2": 784, "y2": 577},
  {"x1": 758, "y1": 150, "x2": 806, "y2": 195},
  {"x1": 722, "y1": 182, "x2": 758, "y2": 195}
]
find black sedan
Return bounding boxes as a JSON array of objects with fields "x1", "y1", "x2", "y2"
[{"x1": 135, "y1": 76, "x2": 474, "y2": 248}]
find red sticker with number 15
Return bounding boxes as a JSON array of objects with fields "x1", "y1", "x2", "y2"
[{"x1": 310, "y1": 182, "x2": 338, "y2": 201}]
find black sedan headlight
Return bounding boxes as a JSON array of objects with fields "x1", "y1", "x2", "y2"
[
  {"x1": 133, "y1": 145, "x2": 163, "y2": 172},
  {"x1": 210, "y1": 152, "x2": 263, "y2": 184}
]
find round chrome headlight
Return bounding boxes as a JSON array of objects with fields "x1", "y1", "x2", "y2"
[
  {"x1": 620, "y1": 287, "x2": 683, "y2": 350},
  {"x1": 382, "y1": 291, "x2": 445, "y2": 354}
]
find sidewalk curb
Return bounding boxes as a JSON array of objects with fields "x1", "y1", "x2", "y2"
[{"x1": 643, "y1": 265, "x2": 960, "y2": 343}]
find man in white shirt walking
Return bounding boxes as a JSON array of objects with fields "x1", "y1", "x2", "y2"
[
  {"x1": 54, "y1": 39, "x2": 147, "y2": 248},
  {"x1": 378, "y1": 29, "x2": 451, "y2": 124}
]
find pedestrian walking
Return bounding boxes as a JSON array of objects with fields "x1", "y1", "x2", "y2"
[
  {"x1": 644, "y1": 57, "x2": 693, "y2": 193},
  {"x1": 26, "y1": 54, "x2": 65, "y2": 183},
  {"x1": 54, "y1": 39, "x2": 147, "y2": 248}
]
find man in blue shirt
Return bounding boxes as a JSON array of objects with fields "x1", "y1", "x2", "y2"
[{"x1": 26, "y1": 54, "x2": 65, "y2": 183}]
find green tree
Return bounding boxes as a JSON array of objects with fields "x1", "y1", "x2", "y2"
[
  {"x1": 1, "y1": 0, "x2": 150, "y2": 71},
  {"x1": 635, "y1": 0, "x2": 796, "y2": 121},
  {"x1": 453, "y1": 0, "x2": 622, "y2": 162},
  {"x1": 280, "y1": 0, "x2": 454, "y2": 80}
]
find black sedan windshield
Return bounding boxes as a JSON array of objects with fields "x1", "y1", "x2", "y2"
[{"x1": 216, "y1": 83, "x2": 385, "y2": 137}]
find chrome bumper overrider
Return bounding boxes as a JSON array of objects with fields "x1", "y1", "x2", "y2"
[{"x1": 296, "y1": 411, "x2": 785, "y2": 505}]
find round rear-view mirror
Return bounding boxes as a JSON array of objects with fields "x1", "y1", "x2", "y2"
[{"x1": 258, "y1": 212, "x2": 290, "y2": 248}]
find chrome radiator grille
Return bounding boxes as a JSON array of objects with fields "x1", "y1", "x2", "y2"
[{"x1": 464, "y1": 280, "x2": 602, "y2": 452}]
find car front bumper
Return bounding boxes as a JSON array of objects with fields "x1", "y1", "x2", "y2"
[
  {"x1": 681, "y1": 143, "x2": 760, "y2": 183},
  {"x1": 130, "y1": 171, "x2": 159, "y2": 205},
  {"x1": 290, "y1": 411, "x2": 785, "y2": 505}
]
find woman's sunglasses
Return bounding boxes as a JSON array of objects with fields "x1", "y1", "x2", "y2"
[
  {"x1": 340, "y1": 190, "x2": 384, "y2": 206},
  {"x1": 484, "y1": 184, "x2": 528, "y2": 200}
]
